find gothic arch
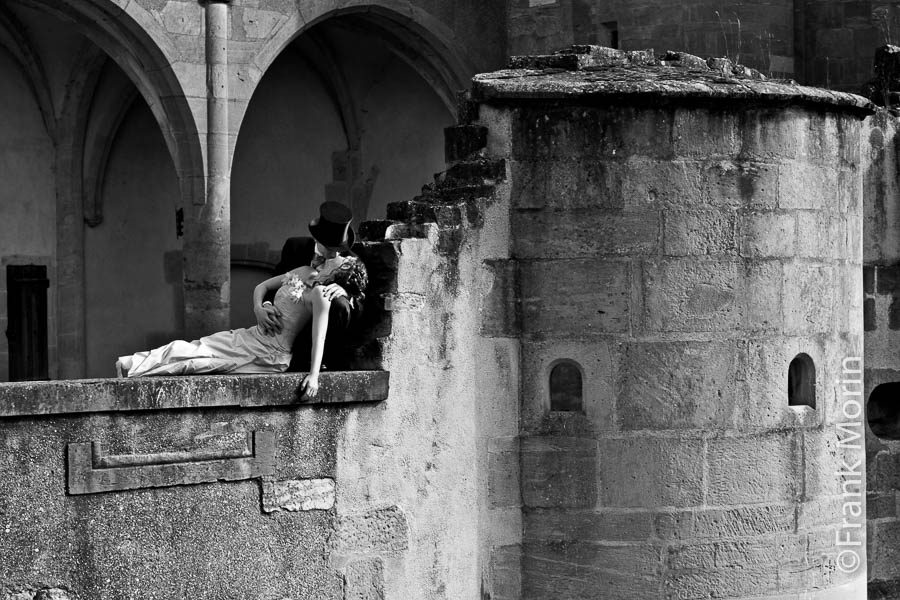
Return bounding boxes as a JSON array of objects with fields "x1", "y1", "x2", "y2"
[
  {"x1": 0, "y1": 5, "x2": 56, "y2": 142},
  {"x1": 18, "y1": 0, "x2": 203, "y2": 199},
  {"x1": 297, "y1": 29, "x2": 362, "y2": 151},
  {"x1": 250, "y1": 1, "x2": 473, "y2": 121},
  {"x1": 82, "y1": 65, "x2": 140, "y2": 228}
]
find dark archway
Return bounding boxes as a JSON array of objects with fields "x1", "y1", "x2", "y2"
[
  {"x1": 788, "y1": 353, "x2": 816, "y2": 409},
  {"x1": 549, "y1": 359, "x2": 584, "y2": 412},
  {"x1": 869, "y1": 383, "x2": 900, "y2": 440},
  {"x1": 253, "y1": 2, "x2": 471, "y2": 117}
]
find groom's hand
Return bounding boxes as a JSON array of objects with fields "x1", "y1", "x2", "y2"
[
  {"x1": 255, "y1": 303, "x2": 283, "y2": 336},
  {"x1": 320, "y1": 284, "x2": 347, "y2": 302}
]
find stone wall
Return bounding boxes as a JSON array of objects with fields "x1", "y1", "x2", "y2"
[
  {"x1": 507, "y1": 0, "x2": 899, "y2": 89},
  {"x1": 508, "y1": 0, "x2": 795, "y2": 77},
  {"x1": 0, "y1": 375, "x2": 383, "y2": 599},
  {"x1": 797, "y1": 0, "x2": 894, "y2": 92},
  {"x1": 863, "y1": 109, "x2": 900, "y2": 599}
]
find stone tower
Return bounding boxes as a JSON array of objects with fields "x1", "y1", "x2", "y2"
[{"x1": 469, "y1": 46, "x2": 873, "y2": 598}]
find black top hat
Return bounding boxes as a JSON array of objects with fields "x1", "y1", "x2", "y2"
[{"x1": 308, "y1": 201, "x2": 355, "y2": 251}]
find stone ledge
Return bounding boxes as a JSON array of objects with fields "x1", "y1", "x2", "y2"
[
  {"x1": 473, "y1": 68, "x2": 875, "y2": 115},
  {"x1": 472, "y1": 46, "x2": 875, "y2": 116},
  {"x1": 0, "y1": 371, "x2": 389, "y2": 418}
]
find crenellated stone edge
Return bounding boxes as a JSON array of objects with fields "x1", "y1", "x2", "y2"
[{"x1": 0, "y1": 371, "x2": 389, "y2": 418}]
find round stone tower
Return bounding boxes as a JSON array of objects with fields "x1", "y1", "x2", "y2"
[{"x1": 472, "y1": 47, "x2": 874, "y2": 598}]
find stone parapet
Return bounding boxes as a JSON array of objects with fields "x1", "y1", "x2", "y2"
[{"x1": 0, "y1": 371, "x2": 389, "y2": 417}]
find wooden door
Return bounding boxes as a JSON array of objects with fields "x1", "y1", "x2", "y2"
[{"x1": 6, "y1": 265, "x2": 49, "y2": 381}]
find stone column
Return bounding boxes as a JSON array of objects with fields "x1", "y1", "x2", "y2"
[{"x1": 183, "y1": 0, "x2": 231, "y2": 338}]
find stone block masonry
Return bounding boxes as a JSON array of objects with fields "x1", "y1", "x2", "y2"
[{"x1": 472, "y1": 45, "x2": 872, "y2": 599}]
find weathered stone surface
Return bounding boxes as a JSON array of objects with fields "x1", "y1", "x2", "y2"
[
  {"x1": 331, "y1": 506, "x2": 409, "y2": 555},
  {"x1": 804, "y1": 430, "x2": 859, "y2": 498},
  {"x1": 0, "y1": 371, "x2": 390, "y2": 417},
  {"x1": 743, "y1": 338, "x2": 823, "y2": 430},
  {"x1": 666, "y1": 541, "x2": 717, "y2": 570},
  {"x1": 795, "y1": 211, "x2": 846, "y2": 260},
  {"x1": 874, "y1": 451, "x2": 900, "y2": 492},
  {"x1": 870, "y1": 520, "x2": 900, "y2": 581},
  {"x1": 522, "y1": 551, "x2": 662, "y2": 599},
  {"x1": 640, "y1": 258, "x2": 782, "y2": 334},
  {"x1": 622, "y1": 159, "x2": 704, "y2": 209},
  {"x1": 641, "y1": 259, "x2": 742, "y2": 332},
  {"x1": 665, "y1": 564, "x2": 780, "y2": 599},
  {"x1": 262, "y1": 478, "x2": 335, "y2": 513},
  {"x1": 508, "y1": 45, "x2": 655, "y2": 71},
  {"x1": 1, "y1": 410, "x2": 342, "y2": 597},
  {"x1": 704, "y1": 160, "x2": 778, "y2": 209},
  {"x1": 519, "y1": 258, "x2": 630, "y2": 334},
  {"x1": 488, "y1": 436, "x2": 521, "y2": 508},
  {"x1": 343, "y1": 558, "x2": 384, "y2": 600},
  {"x1": 474, "y1": 60, "x2": 874, "y2": 114},
  {"x1": 673, "y1": 108, "x2": 738, "y2": 158},
  {"x1": 655, "y1": 504, "x2": 796, "y2": 540},
  {"x1": 783, "y1": 262, "x2": 836, "y2": 333},
  {"x1": 670, "y1": 534, "x2": 808, "y2": 572},
  {"x1": 868, "y1": 578, "x2": 900, "y2": 599},
  {"x1": 524, "y1": 508, "x2": 654, "y2": 542},
  {"x1": 489, "y1": 544, "x2": 521, "y2": 600},
  {"x1": 739, "y1": 108, "x2": 810, "y2": 161},
  {"x1": 440, "y1": 157, "x2": 507, "y2": 188},
  {"x1": 6, "y1": 590, "x2": 72, "y2": 600},
  {"x1": 598, "y1": 437, "x2": 704, "y2": 508},
  {"x1": 663, "y1": 209, "x2": 737, "y2": 256},
  {"x1": 778, "y1": 161, "x2": 839, "y2": 209},
  {"x1": 67, "y1": 430, "x2": 275, "y2": 495},
  {"x1": 510, "y1": 105, "x2": 675, "y2": 161},
  {"x1": 33, "y1": 590, "x2": 70, "y2": 600},
  {"x1": 510, "y1": 159, "x2": 625, "y2": 211},
  {"x1": 519, "y1": 338, "x2": 616, "y2": 435},
  {"x1": 868, "y1": 492, "x2": 898, "y2": 520},
  {"x1": 240, "y1": 7, "x2": 283, "y2": 40},
  {"x1": 738, "y1": 211, "x2": 795, "y2": 257},
  {"x1": 617, "y1": 340, "x2": 746, "y2": 430},
  {"x1": 659, "y1": 50, "x2": 710, "y2": 71},
  {"x1": 512, "y1": 210, "x2": 658, "y2": 258},
  {"x1": 480, "y1": 259, "x2": 519, "y2": 337},
  {"x1": 521, "y1": 435, "x2": 597, "y2": 508},
  {"x1": 525, "y1": 539, "x2": 660, "y2": 576},
  {"x1": 707, "y1": 433, "x2": 800, "y2": 505}
]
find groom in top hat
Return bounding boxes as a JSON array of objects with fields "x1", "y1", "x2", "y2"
[{"x1": 272, "y1": 201, "x2": 366, "y2": 371}]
